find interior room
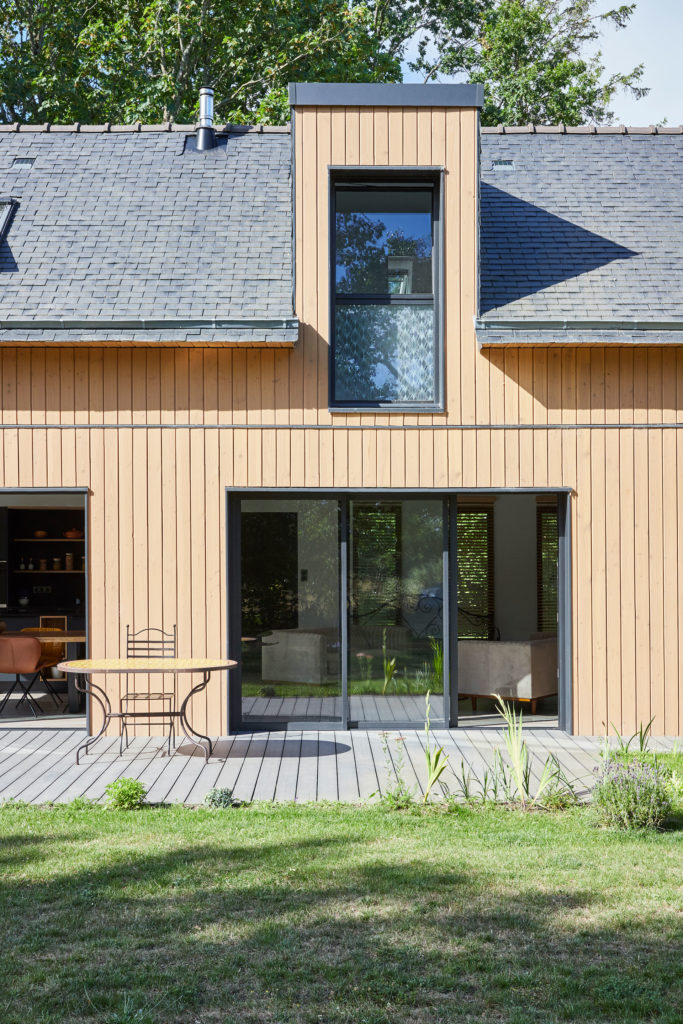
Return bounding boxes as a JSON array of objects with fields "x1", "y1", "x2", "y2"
[{"x1": 0, "y1": 491, "x2": 87, "y2": 719}]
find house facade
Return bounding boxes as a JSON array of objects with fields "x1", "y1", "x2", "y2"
[{"x1": 0, "y1": 82, "x2": 681, "y2": 736}]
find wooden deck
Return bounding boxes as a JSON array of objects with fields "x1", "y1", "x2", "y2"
[{"x1": 0, "y1": 719, "x2": 677, "y2": 805}]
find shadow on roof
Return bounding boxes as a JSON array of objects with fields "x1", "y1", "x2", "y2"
[
  {"x1": 0, "y1": 243, "x2": 18, "y2": 273},
  {"x1": 480, "y1": 183, "x2": 637, "y2": 313}
]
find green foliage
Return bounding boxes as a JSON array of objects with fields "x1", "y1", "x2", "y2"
[
  {"x1": 423, "y1": 690, "x2": 449, "y2": 803},
  {"x1": 609, "y1": 716, "x2": 655, "y2": 755},
  {"x1": 68, "y1": 796, "x2": 99, "y2": 811},
  {"x1": 104, "y1": 777, "x2": 147, "y2": 811},
  {"x1": 381, "y1": 628, "x2": 397, "y2": 695},
  {"x1": 0, "y1": 0, "x2": 407, "y2": 124},
  {"x1": 592, "y1": 757, "x2": 671, "y2": 830},
  {"x1": 204, "y1": 787, "x2": 237, "y2": 809},
  {"x1": 376, "y1": 731, "x2": 415, "y2": 808},
  {"x1": 460, "y1": 0, "x2": 648, "y2": 126},
  {"x1": 429, "y1": 637, "x2": 443, "y2": 689},
  {"x1": 0, "y1": 0, "x2": 646, "y2": 126},
  {"x1": 494, "y1": 697, "x2": 576, "y2": 808}
]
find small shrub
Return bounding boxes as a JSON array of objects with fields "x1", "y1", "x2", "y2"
[
  {"x1": 105, "y1": 777, "x2": 147, "y2": 811},
  {"x1": 592, "y1": 758, "x2": 671, "y2": 829},
  {"x1": 204, "y1": 786, "x2": 236, "y2": 808}
]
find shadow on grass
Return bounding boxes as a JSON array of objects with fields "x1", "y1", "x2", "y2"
[
  {"x1": 0, "y1": 810, "x2": 680, "y2": 1024},
  {"x1": 177, "y1": 738, "x2": 351, "y2": 759}
]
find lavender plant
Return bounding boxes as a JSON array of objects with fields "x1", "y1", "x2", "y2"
[{"x1": 592, "y1": 758, "x2": 671, "y2": 830}]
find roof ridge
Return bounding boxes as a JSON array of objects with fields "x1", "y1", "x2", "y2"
[
  {"x1": 481, "y1": 124, "x2": 683, "y2": 135},
  {"x1": 0, "y1": 122, "x2": 291, "y2": 134}
]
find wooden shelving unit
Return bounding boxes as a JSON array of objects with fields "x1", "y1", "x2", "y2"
[
  {"x1": 13, "y1": 570, "x2": 85, "y2": 575},
  {"x1": 14, "y1": 537, "x2": 85, "y2": 543}
]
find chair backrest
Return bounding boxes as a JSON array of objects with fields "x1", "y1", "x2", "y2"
[
  {"x1": 40, "y1": 615, "x2": 67, "y2": 631},
  {"x1": 126, "y1": 624, "x2": 177, "y2": 658},
  {"x1": 21, "y1": 626, "x2": 65, "y2": 662},
  {"x1": 0, "y1": 636, "x2": 42, "y2": 673}
]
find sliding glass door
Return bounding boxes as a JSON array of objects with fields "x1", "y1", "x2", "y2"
[
  {"x1": 348, "y1": 499, "x2": 444, "y2": 726},
  {"x1": 240, "y1": 498, "x2": 342, "y2": 726},
  {"x1": 231, "y1": 490, "x2": 567, "y2": 732},
  {"x1": 236, "y1": 494, "x2": 446, "y2": 729}
]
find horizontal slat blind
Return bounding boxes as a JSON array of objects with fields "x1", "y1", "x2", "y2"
[
  {"x1": 457, "y1": 507, "x2": 495, "y2": 639},
  {"x1": 537, "y1": 508, "x2": 559, "y2": 633}
]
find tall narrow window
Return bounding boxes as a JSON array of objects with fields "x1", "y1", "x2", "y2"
[
  {"x1": 457, "y1": 508, "x2": 495, "y2": 639},
  {"x1": 537, "y1": 508, "x2": 559, "y2": 633},
  {"x1": 332, "y1": 183, "x2": 439, "y2": 407}
]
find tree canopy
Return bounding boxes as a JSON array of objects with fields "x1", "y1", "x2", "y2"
[{"x1": 0, "y1": 0, "x2": 647, "y2": 125}]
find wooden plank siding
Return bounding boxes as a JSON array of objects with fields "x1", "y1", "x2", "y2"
[{"x1": 0, "y1": 104, "x2": 681, "y2": 736}]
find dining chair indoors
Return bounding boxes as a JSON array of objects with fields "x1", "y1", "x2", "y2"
[
  {"x1": 20, "y1": 626, "x2": 66, "y2": 710},
  {"x1": 0, "y1": 636, "x2": 62, "y2": 717}
]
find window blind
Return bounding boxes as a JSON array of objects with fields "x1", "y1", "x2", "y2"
[
  {"x1": 457, "y1": 508, "x2": 495, "y2": 639},
  {"x1": 537, "y1": 508, "x2": 559, "y2": 633}
]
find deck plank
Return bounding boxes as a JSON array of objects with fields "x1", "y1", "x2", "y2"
[
  {"x1": 252, "y1": 732, "x2": 287, "y2": 802},
  {"x1": 335, "y1": 732, "x2": 359, "y2": 802},
  {"x1": 349, "y1": 730, "x2": 379, "y2": 801},
  {"x1": 274, "y1": 732, "x2": 301, "y2": 801},
  {"x1": 295, "y1": 732, "x2": 318, "y2": 801}
]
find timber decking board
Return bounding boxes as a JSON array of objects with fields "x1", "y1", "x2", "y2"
[{"x1": 1, "y1": 725, "x2": 679, "y2": 805}]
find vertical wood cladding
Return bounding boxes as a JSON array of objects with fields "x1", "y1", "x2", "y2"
[{"x1": 0, "y1": 105, "x2": 681, "y2": 735}]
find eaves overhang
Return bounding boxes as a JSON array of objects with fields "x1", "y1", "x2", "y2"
[
  {"x1": 475, "y1": 318, "x2": 683, "y2": 347},
  {"x1": 0, "y1": 316, "x2": 300, "y2": 346}
]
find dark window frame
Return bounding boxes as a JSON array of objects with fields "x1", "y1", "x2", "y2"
[{"x1": 328, "y1": 167, "x2": 444, "y2": 412}]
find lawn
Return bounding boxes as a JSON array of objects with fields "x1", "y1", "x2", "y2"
[{"x1": 1, "y1": 801, "x2": 681, "y2": 1024}]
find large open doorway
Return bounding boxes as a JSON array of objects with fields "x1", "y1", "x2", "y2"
[
  {"x1": 0, "y1": 489, "x2": 88, "y2": 721},
  {"x1": 228, "y1": 490, "x2": 570, "y2": 733}
]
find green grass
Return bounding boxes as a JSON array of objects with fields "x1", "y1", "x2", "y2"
[
  {"x1": 0, "y1": 802, "x2": 681, "y2": 1024},
  {"x1": 614, "y1": 749, "x2": 683, "y2": 773},
  {"x1": 241, "y1": 677, "x2": 442, "y2": 698}
]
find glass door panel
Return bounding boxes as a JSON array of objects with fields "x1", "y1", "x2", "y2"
[
  {"x1": 348, "y1": 499, "x2": 444, "y2": 725},
  {"x1": 240, "y1": 498, "x2": 342, "y2": 726}
]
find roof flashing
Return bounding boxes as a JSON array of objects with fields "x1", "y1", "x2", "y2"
[{"x1": 288, "y1": 82, "x2": 484, "y2": 109}]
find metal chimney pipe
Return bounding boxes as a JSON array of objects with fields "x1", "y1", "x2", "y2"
[{"x1": 197, "y1": 87, "x2": 216, "y2": 150}]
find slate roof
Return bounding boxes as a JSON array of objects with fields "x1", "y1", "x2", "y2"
[
  {"x1": 0, "y1": 125, "x2": 296, "y2": 344},
  {"x1": 478, "y1": 126, "x2": 683, "y2": 345}
]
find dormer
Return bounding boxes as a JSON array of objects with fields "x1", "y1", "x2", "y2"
[{"x1": 289, "y1": 82, "x2": 484, "y2": 413}]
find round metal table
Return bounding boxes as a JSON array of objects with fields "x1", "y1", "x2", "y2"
[{"x1": 58, "y1": 657, "x2": 237, "y2": 764}]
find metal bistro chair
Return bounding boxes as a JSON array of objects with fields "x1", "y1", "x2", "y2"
[
  {"x1": 120, "y1": 625, "x2": 177, "y2": 754},
  {"x1": 0, "y1": 636, "x2": 62, "y2": 718}
]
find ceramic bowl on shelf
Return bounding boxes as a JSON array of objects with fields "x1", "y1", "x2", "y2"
[
  {"x1": 33, "y1": 530, "x2": 48, "y2": 538},
  {"x1": 63, "y1": 528, "x2": 84, "y2": 539}
]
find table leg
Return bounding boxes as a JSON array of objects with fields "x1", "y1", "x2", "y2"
[
  {"x1": 76, "y1": 675, "x2": 112, "y2": 765},
  {"x1": 178, "y1": 671, "x2": 214, "y2": 762}
]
